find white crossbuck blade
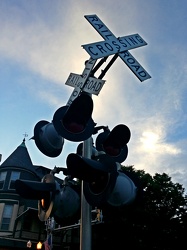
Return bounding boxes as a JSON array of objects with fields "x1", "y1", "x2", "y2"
[{"x1": 82, "y1": 33, "x2": 147, "y2": 59}]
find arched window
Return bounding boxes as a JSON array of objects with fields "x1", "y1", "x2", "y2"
[
  {"x1": 9, "y1": 171, "x2": 20, "y2": 189},
  {"x1": 0, "y1": 204, "x2": 13, "y2": 230},
  {"x1": 0, "y1": 171, "x2": 7, "y2": 189}
]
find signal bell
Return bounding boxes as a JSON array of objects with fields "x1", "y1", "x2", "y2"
[
  {"x1": 32, "y1": 120, "x2": 64, "y2": 157},
  {"x1": 53, "y1": 93, "x2": 96, "y2": 142}
]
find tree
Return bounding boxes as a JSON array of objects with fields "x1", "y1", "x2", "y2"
[{"x1": 92, "y1": 166, "x2": 187, "y2": 250}]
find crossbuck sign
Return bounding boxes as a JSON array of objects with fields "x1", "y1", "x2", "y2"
[{"x1": 83, "y1": 15, "x2": 151, "y2": 82}]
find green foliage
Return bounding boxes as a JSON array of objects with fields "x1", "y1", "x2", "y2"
[{"x1": 94, "y1": 165, "x2": 187, "y2": 250}]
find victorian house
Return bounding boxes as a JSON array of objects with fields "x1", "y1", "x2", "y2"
[{"x1": 0, "y1": 139, "x2": 80, "y2": 249}]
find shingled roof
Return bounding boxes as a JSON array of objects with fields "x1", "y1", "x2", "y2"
[{"x1": 0, "y1": 139, "x2": 34, "y2": 170}]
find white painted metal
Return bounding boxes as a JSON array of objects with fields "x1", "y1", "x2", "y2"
[
  {"x1": 66, "y1": 58, "x2": 97, "y2": 105},
  {"x1": 84, "y1": 14, "x2": 151, "y2": 82},
  {"x1": 65, "y1": 73, "x2": 105, "y2": 95},
  {"x1": 82, "y1": 33, "x2": 147, "y2": 59}
]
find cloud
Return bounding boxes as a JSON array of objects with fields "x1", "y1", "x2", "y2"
[
  {"x1": 0, "y1": 1, "x2": 90, "y2": 84},
  {"x1": 140, "y1": 130, "x2": 181, "y2": 155},
  {"x1": 1, "y1": 0, "x2": 187, "y2": 191}
]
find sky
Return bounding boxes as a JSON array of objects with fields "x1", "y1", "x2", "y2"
[{"x1": 1, "y1": 0, "x2": 187, "y2": 191}]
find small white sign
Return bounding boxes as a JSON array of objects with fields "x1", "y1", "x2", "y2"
[
  {"x1": 65, "y1": 73, "x2": 105, "y2": 95},
  {"x1": 83, "y1": 76, "x2": 105, "y2": 95},
  {"x1": 66, "y1": 58, "x2": 97, "y2": 105},
  {"x1": 65, "y1": 73, "x2": 84, "y2": 88}
]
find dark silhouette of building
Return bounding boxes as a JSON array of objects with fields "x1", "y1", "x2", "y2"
[
  {"x1": 0, "y1": 139, "x2": 66, "y2": 249},
  {"x1": 0, "y1": 139, "x2": 103, "y2": 250}
]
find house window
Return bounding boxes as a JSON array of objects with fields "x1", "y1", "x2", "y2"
[
  {"x1": 0, "y1": 171, "x2": 7, "y2": 189},
  {"x1": 9, "y1": 171, "x2": 20, "y2": 189},
  {"x1": 1, "y1": 204, "x2": 13, "y2": 230}
]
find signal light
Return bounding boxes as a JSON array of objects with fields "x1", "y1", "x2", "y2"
[
  {"x1": 53, "y1": 93, "x2": 96, "y2": 142},
  {"x1": 107, "y1": 171, "x2": 137, "y2": 207},
  {"x1": 15, "y1": 174, "x2": 81, "y2": 225},
  {"x1": 15, "y1": 174, "x2": 56, "y2": 200},
  {"x1": 95, "y1": 124, "x2": 131, "y2": 163},
  {"x1": 66, "y1": 153, "x2": 137, "y2": 207},
  {"x1": 31, "y1": 120, "x2": 64, "y2": 157}
]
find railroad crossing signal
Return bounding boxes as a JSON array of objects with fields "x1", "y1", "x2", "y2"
[
  {"x1": 53, "y1": 93, "x2": 96, "y2": 142},
  {"x1": 95, "y1": 124, "x2": 131, "y2": 163},
  {"x1": 83, "y1": 14, "x2": 151, "y2": 82},
  {"x1": 15, "y1": 174, "x2": 81, "y2": 225},
  {"x1": 66, "y1": 151, "x2": 137, "y2": 207},
  {"x1": 26, "y1": 15, "x2": 148, "y2": 250}
]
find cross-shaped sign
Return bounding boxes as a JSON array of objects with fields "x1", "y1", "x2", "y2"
[{"x1": 83, "y1": 15, "x2": 151, "y2": 82}]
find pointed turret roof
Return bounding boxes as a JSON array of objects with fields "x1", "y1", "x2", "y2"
[{"x1": 0, "y1": 139, "x2": 33, "y2": 170}]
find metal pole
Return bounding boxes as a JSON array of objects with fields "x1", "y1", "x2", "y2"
[
  {"x1": 98, "y1": 54, "x2": 118, "y2": 79},
  {"x1": 80, "y1": 137, "x2": 93, "y2": 250}
]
